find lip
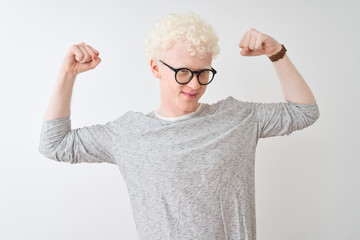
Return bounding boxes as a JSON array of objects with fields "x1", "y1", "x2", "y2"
[{"x1": 182, "y1": 91, "x2": 199, "y2": 98}]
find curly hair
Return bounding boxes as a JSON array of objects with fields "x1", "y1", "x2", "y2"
[{"x1": 144, "y1": 12, "x2": 220, "y2": 61}]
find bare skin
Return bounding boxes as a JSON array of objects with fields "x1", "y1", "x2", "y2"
[
  {"x1": 150, "y1": 43, "x2": 212, "y2": 118},
  {"x1": 43, "y1": 42, "x2": 101, "y2": 120},
  {"x1": 43, "y1": 28, "x2": 316, "y2": 121},
  {"x1": 239, "y1": 28, "x2": 316, "y2": 105}
]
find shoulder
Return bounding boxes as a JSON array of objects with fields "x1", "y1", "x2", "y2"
[
  {"x1": 198, "y1": 96, "x2": 254, "y2": 120},
  {"x1": 110, "y1": 111, "x2": 149, "y2": 125},
  {"x1": 205, "y1": 96, "x2": 252, "y2": 112},
  {"x1": 108, "y1": 111, "x2": 164, "y2": 133}
]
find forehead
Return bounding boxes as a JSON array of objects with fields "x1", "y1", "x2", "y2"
[{"x1": 162, "y1": 43, "x2": 212, "y2": 69}]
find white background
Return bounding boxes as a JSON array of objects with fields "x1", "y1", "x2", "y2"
[{"x1": 1, "y1": 0, "x2": 359, "y2": 239}]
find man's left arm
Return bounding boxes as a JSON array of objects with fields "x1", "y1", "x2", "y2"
[{"x1": 239, "y1": 28, "x2": 316, "y2": 105}]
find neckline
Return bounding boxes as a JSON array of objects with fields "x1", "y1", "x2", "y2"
[{"x1": 155, "y1": 103, "x2": 203, "y2": 121}]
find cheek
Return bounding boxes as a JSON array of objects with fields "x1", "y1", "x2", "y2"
[
  {"x1": 160, "y1": 76, "x2": 181, "y2": 94},
  {"x1": 198, "y1": 86, "x2": 207, "y2": 96},
  {"x1": 201, "y1": 86, "x2": 207, "y2": 93}
]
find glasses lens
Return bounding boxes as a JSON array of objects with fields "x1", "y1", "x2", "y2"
[
  {"x1": 176, "y1": 69, "x2": 192, "y2": 84},
  {"x1": 198, "y1": 70, "x2": 214, "y2": 85}
]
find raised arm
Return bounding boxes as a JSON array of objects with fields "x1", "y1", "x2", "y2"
[
  {"x1": 239, "y1": 28, "x2": 316, "y2": 105},
  {"x1": 39, "y1": 43, "x2": 117, "y2": 164},
  {"x1": 44, "y1": 42, "x2": 101, "y2": 120}
]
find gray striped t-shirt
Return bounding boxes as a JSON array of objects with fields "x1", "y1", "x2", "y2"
[{"x1": 39, "y1": 96, "x2": 319, "y2": 240}]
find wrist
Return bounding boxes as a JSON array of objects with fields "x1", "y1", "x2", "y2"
[
  {"x1": 268, "y1": 44, "x2": 287, "y2": 62},
  {"x1": 57, "y1": 70, "x2": 77, "y2": 82}
]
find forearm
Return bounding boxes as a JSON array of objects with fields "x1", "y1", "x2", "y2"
[
  {"x1": 43, "y1": 71, "x2": 77, "y2": 120},
  {"x1": 42, "y1": 43, "x2": 101, "y2": 121},
  {"x1": 272, "y1": 54, "x2": 316, "y2": 105}
]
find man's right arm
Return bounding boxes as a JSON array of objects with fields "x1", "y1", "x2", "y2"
[
  {"x1": 39, "y1": 43, "x2": 117, "y2": 164},
  {"x1": 44, "y1": 42, "x2": 101, "y2": 120}
]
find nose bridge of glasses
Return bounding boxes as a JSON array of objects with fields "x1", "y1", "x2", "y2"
[
  {"x1": 193, "y1": 71, "x2": 200, "y2": 80},
  {"x1": 179, "y1": 69, "x2": 197, "y2": 81},
  {"x1": 187, "y1": 71, "x2": 202, "y2": 84},
  {"x1": 192, "y1": 70, "x2": 206, "y2": 81},
  {"x1": 187, "y1": 74, "x2": 201, "y2": 88}
]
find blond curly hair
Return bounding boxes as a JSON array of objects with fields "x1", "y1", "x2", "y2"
[{"x1": 144, "y1": 12, "x2": 220, "y2": 61}]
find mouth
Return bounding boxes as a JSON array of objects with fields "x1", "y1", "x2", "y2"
[{"x1": 182, "y1": 91, "x2": 199, "y2": 99}]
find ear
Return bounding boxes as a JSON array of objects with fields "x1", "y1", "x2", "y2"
[{"x1": 150, "y1": 58, "x2": 161, "y2": 79}]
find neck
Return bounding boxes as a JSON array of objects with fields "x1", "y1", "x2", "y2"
[{"x1": 157, "y1": 102, "x2": 200, "y2": 118}]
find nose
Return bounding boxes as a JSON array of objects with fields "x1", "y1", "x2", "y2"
[{"x1": 187, "y1": 74, "x2": 201, "y2": 90}]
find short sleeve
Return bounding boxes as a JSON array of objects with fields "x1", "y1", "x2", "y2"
[
  {"x1": 254, "y1": 101, "x2": 320, "y2": 139},
  {"x1": 39, "y1": 116, "x2": 117, "y2": 164}
]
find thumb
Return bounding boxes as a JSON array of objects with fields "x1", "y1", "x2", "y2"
[
  {"x1": 240, "y1": 48, "x2": 266, "y2": 57},
  {"x1": 88, "y1": 54, "x2": 102, "y2": 69},
  {"x1": 77, "y1": 55, "x2": 101, "y2": 73},
  {"x1": 240, "y1": 47, "x2": 249, "y2": 56},
  {"x1": 240, "y1": 48, "x2": 249, "y2": 56}
]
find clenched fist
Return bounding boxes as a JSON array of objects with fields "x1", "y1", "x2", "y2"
[
  {"x1": 239, "y1": 28, "x2": 282, "y2": 57},
  {"x1": 60, "y1": 42, "x2": 101, "y2": 75}
]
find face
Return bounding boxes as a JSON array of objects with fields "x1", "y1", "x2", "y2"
[{"x1": 150, "y1": 43, "x2": 213, "y2": 117}]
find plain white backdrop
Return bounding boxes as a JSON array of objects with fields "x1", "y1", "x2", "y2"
[{"x1": 1, "y1": 0, "x2": 359, "y2": 239}]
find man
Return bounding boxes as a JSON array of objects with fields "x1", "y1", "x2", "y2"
[{"x1": 39, "y1": 12, "x2": 319, "y2": 239}]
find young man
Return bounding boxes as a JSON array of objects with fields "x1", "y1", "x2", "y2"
[{"x1": 39, "y1": 12, "x2": 319, "y2": 239}]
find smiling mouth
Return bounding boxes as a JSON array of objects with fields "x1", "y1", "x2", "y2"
[{"x1": 182, "y1": 91, "x2": 199, "y2": 98}]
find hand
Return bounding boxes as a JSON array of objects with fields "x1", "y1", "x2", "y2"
[
  {"x1": 239, "y1": 28, "x2": 282, "y2": 57},
  {"x1": 60, "y1": 42, "x2": 101, "y2": 75}
]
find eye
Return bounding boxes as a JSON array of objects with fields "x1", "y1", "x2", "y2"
[
  {"x1": 178, "y1": 69, "x2": 190, "y2": 75},
  {"x1": 201, "y1": 70, "x2": 210, "y2": 76}
]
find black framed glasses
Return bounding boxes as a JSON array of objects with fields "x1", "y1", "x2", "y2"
[{"x1": 159, "y1": 60, "x2": 217, "y2": 85}]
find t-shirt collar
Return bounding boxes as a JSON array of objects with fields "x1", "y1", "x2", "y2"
[{"x1": 155, "y1": 103, "x2": 203, "y2": 121}]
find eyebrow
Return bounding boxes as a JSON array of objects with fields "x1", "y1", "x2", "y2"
[{"x1": 173, "y1": 65, "x2": 212, "y2": 70}]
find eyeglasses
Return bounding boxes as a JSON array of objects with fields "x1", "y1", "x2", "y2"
[{"x1": 159, "y1": 60, "x2": 217, "y2": 85}]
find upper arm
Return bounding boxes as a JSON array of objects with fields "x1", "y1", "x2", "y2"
[
  {"x1": 255, "y1": 101, "x2": 319, "y2": 139},
  {"x1": 39, "y1": 116, "x2": 117, "y2": 164}
]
